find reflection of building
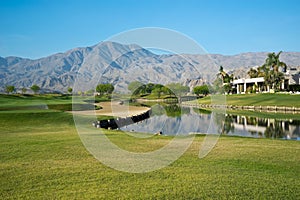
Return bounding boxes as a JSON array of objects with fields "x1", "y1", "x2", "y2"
[
  {"x1": 231, "y1": 115, "x2": 300, "y2": 139},
  {"x1": 233, "y1": 115, "x2": 267, "y2": 134}
]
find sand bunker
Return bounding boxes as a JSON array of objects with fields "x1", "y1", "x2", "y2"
[{"x1": 70, "y1": 101, "x2": 150, "y2": 118}]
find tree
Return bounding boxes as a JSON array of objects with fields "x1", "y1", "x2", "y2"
[
  {"x1": 145, "y1": 83, "x2": 155, "y2": 94},
  {"x1": 152, "y1": 87, "x2": 162, "y2": 98},
  {"x1": 263, "y1": 51, "x2": 287, "y2": 72},
  {"x1": 85, "y1": 89, "x2": 94, "y2": 96},
  {"x1": 212, "y1": 77, "x2": 224, "y2": 94},
  {"x1": 223, "y1": 84, "x2": 233, "y2": 94},
  {"x1": 247, "y1": 68, "x2": 258, "y2": 78},
  {"x1": 193, "y1": 85, "x2": 210, "y2": 96},
  {"x1": 5, "y1": 85, "x2": 15, "y2": 94},
  {"x1": 151, "y1": 84, "x2": 164, "y2": 98},
  {"x1": 67, "y1": 87, "x2": 73, "y2": 94},
  {"x1": 261, "y1": 52, "x2": 287, "y2": 91},
  {"x1": 96, "y1": 84, "x2": 106, "y2": 95},
  {"x1": 215, "y1": 66, "x2": 234, "y2": 94},
  {"x1": 166, "y1": 83, "x2": 189, "y2": 97},
  {"x1": 31, "y1": 84, "x2": 40, "y2": 94},
  {"x1": 128, "y1": 81, "x2": 143, "y2": 94},
  {"x1": 218, "y1": 66, "x2": 233, "y2": 83},
  {"x1": 96, "y1": 84, "x2": 114, "y2": 96},
  {"x1": 132, "y1": 83, "x2": 159, "y2": 96},
  {"x1": 21, "y1": 87, "x2": 27, "y2": 94},
  {"x1": 133, "y1": 84, "x2": 147, "y2": 96},
  {"x1": 105, "y1": 84, "x2": 114, "y2": 94}
]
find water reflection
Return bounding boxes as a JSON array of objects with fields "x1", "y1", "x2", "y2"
[
  {"x1": 120, "y1": 104, "x2": 300, "y2": 140},
  {"x1": 229, "y1": 114, "x2": 300, "y2": 139}
]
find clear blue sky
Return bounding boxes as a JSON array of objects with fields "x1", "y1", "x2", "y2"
[{"x1": 0, "y1": 0, "x2": 300, "y2": 58}]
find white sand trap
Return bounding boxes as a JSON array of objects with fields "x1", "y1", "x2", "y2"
[{"x1": 70, "y1": 101, "x2": 150, "y2": 118}]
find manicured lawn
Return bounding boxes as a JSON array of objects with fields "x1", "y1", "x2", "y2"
[
  {"x1": 198, "y1": 93, "x2": 300, "y2": 107},
  {"x1": 0, "y1": 94, "x2": 72, "y2": 110},
  {"x1": 0, "y1": 94, "x2": 98, "y2": 111},
  {"x1": 0, "y1": 94, "x2": 299, "y2": 199}
]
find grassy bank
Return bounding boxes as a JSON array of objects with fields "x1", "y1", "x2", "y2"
[
  {"x1": 0, "y1": 94, "x2": 299, "y2": 199},
  {"x1": 197, "y1": 93, "x2": 300, "y2": 107}
]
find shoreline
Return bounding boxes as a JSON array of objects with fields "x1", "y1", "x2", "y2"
[{"x1": 181, "y1": 102, "x2": 300, "y2": 114}]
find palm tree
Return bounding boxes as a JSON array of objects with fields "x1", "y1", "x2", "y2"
[
  {"x1": 261, "y1": 52, "x2": 287, "y2": 91},
  {"x1": 218, "y1": 66, "x2": 233, "y2": 84},
  {"x1": 247, "y1": 68, "x2": 258, "y2": 78},
  {"x1": 263, "y1": 51, "x2": 287, "y2": 72},
  {"x1": 257, "y1": 65, "x2": 266, "y2": 77}
]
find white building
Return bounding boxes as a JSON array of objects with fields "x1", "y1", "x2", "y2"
[
  {"x1": 232, "y1": 77, "x2": 266, "y2": 94},
  {"x1": 232, "y1": 67, "x2": 299, "y2": 94}
]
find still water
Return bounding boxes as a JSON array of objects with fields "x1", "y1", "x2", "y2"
[{"x1": 121, "y1": 104, "x2": 300, "y2": 140}]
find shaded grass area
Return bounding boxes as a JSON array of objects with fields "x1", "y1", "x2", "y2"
[
  {"x1": 198, "y1": 93, "x2": 300, "y2": 107},
  {"x1": 1, "y1": 109, "x2": 300, "y2": 199}
]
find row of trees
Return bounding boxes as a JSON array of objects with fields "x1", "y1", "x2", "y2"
[
  {"x1": 95, "y1": 83, "x2": 114, "y2": 95},
  {"x1": 4, "y1": 84, "x2": 41, "y2": 94},
  {"x1": 4, "y1": 86, "x2": 75, "y2": 95},
  {"x1": 129, "y1": 81, "x2": 212, "y2": 97},
  {"x1": 128, "y1": 81, "x2": 189, "y2": 98}
]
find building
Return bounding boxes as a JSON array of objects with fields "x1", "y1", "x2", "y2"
[
  {"x1": 232, "y1": 67, "x2": 300, "y2": 94},
  {"x1": 286, "y1": 67, "x2": 300, "y2": 85},
  {"x1": 232, "y1": 77, "x2": 288, "y2": 94}
]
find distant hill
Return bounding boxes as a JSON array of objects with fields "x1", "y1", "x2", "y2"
[{"x1": 1, "y1": 41, "x2": 300, "y2": 93}]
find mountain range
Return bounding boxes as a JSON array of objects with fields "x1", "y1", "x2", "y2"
[{"x1": 1, "y1": 41, "x2": 300, "y2": 93}]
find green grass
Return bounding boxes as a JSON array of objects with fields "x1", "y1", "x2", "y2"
[
  {"x1": 0, "y1": 94, "x2": 98, "y2": 111},
  {"x1": 196, "y1": 107, "x2": 300, "y2": 120},
  {"x1": 0, "y1": 94, "x2": 300, "y2": 199},
  {"x1": 198, "y1": 93, "x2": 300, "y2": 107}
]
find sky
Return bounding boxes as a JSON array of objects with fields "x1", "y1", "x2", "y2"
[{"x1": 0, "y1": 0, "x2": 300, "y2": 59}]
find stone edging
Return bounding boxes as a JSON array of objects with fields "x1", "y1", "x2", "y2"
[{"x1": 181, "y1": 102, "x2": 300, "y2": 113}]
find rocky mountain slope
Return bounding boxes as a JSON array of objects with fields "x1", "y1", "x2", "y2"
[{"x1": 1, "y1": 41, "x2": 300, "y2": 93}]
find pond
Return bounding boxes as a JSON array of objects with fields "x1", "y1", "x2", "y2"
[{"x1": 120, "y1": 104, "x2": 300, "y2": 140}]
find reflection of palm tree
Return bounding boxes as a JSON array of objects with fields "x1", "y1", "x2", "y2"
[
  {"x1": 246, "y1": 116, "x2": 257, "y2": 125},
  {"x1": 214, "y1": 113, "x2": 234, "y2": 135},
  {"x1": 223, "y1": 115, "x2": 235, "y2": 134},
  {"x1": 264, "y1": 121, "x2": 285, "y2": 139}
]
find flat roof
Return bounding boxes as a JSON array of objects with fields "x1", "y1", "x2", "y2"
[{"x1": 233, "y1": 77, "x2": 265, "y2": 84}]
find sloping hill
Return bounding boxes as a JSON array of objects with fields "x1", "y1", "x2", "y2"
[{"x1": 1, "y1": 41, "x2": 300, "y2": 92}]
